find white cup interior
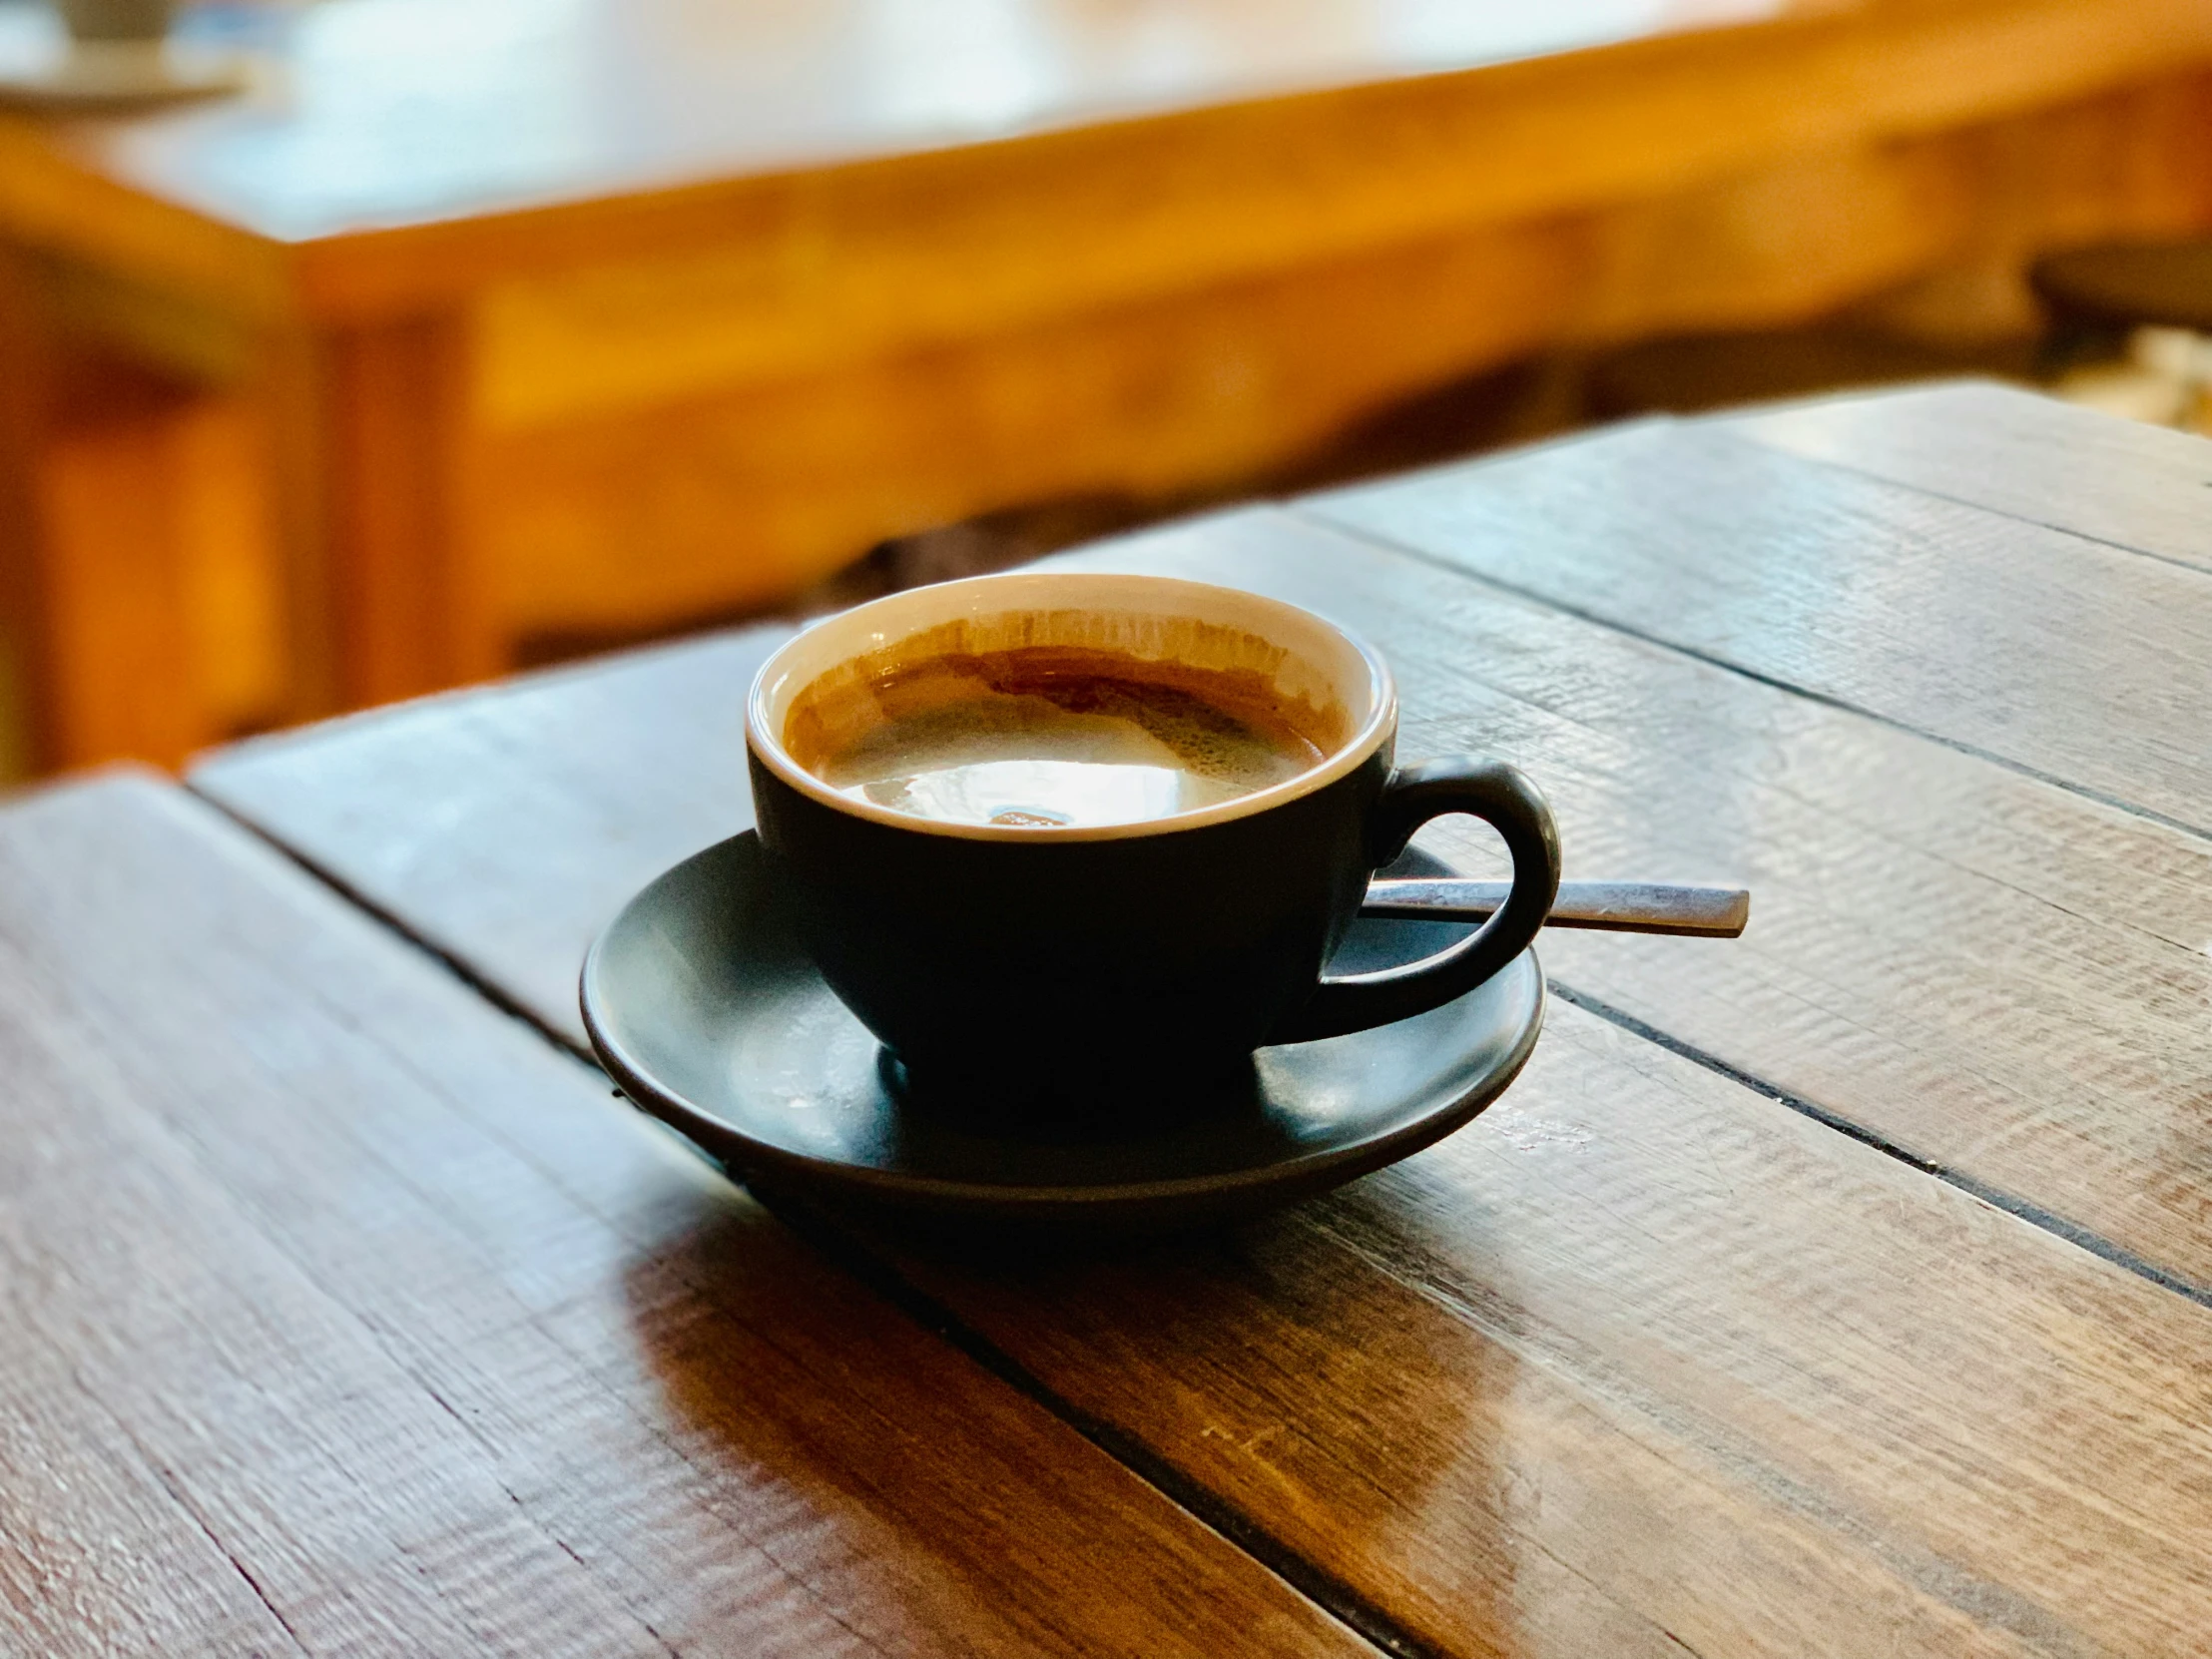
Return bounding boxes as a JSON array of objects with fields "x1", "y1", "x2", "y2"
[{"x1": 747, "y1": 571, "x2": 1396, "y2": 841}]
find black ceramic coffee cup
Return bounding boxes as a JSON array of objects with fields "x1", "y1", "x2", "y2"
[{"x1": 746, "y1": 571, "x2": 1560, "y2": 1106}]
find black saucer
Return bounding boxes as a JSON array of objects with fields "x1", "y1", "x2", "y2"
[{"x1": 581, "y1": 832, "x2": 1544, "y2": 1233}]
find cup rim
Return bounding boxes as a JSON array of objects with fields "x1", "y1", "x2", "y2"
[{"x1": 745, "y1": 570, "x2": 1397, "y2": 842}]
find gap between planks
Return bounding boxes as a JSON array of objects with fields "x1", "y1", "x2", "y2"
[
  {"x1": 1730, "y1": 454, "x2": 2212, "y2": 588},
  {"x1": 1261, "y1": 500, "x2": 2212, "y2": 1306},
  {"x1": 188, "y1": 745, "x2": 2212, "y2": 1631},
  {"x1": 183, "y1": 782, "x2": 1439, "y2": 1659},
  {"x1": 1200, "y1": 498, "x2": 2212, "y2": 1321},
  {"x1": 1718, "y1": 386, "x2": 2212, "y2": 582},
  {"x1": 1544, "y1": 981, "x2": 2212, "y2": 1315},
  {"x1": 1282, "y1": 499, "x2": 2212, "y2": 850}
]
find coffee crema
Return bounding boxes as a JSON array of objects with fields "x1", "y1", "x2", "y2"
[{"x1": 784, "y1": 643, "x2": 1337, "y2": 828}]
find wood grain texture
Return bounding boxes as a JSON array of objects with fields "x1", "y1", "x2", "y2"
[
  {"x1": 1726, "y1": 380, "x2": 2212, "y2": 573},
  {"x1": 1308, "y1": 407, "x2": 2212, "y2": 834},
  {"x1": 931, "y1": 989, "x2": 2212, "y2": 1656},
  {"x1": 1059, "y1": 512, "x2": 2212, "y2": 1288},
  {"x1": 198, "y1": 492, "x2": 2212, "y2": 1286},
  {"x1": 0, "y1": 773, "x2": 1366, "y2": 1658},
  {"x1": 194, "y1": 625, "x2": 792, "y2": 1029},
  {"x1": 191, "y1": 539, "x2": 2212, "y2": 1652}
]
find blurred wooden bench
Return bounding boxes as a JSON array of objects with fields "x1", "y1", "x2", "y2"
[{"x1": 6, "y1": 0, "x2": 2212, "y2": 770}]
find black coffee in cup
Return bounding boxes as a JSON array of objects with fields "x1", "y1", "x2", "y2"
[{"x1": 783, "y1": 643, "x2": 1335, "y2": 829}]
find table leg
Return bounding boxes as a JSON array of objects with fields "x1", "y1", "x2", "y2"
[
  {"x1": 264, "y1": 311, "x2": 502, "y2": 717},
  {"x1": 0, "y1": 246, "x2": 209, "y2": 772}
]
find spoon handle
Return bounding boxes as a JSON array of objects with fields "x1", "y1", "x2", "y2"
[{"x1": 1362, "y1": 878, "x2": 1750, "y2": 938}]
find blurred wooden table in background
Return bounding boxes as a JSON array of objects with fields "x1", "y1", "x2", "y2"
[{"x1": 4, "y1": 0, "x2": 2212, "y2": 772}]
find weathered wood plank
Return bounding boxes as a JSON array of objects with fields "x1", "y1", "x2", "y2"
[
  {"x1": 196, "y1": 626, "x2": 792, "y2": 1033},
  {"x1": 894, "y1": 991, "x2": 2212, "y2": 1657},
  {"x1": 1055, "y1": 512, "x2": 2212, "y2": 1290},
  {"x1": 194, "y1": 510, "x2": 2212, "y2": 1651},
  {"x1": 0, "y1": 775, "x2": 1366, "y2": 1658},
  {"x1": 1306, "y1": 416, "x2": 2212, "y2": 833},
  {"x1": 196, "y1": 508, "x2": 2212, "y2": 1295},
  {"x1": 1724, "y1": 381, "x2": 2212, "y2": 573}
]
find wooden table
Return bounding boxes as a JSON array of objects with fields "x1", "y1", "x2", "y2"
[
  {"x1": 5, "y1": 380, "x2": 2212, "y2": 1653},
  {"x1": 7, "y1": 0, "x2": 2212, "y2": 773}
]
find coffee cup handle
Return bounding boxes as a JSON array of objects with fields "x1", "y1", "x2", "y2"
[{"x1": 1274, "y1": 757, "x2": 1561, "y2": 1043}]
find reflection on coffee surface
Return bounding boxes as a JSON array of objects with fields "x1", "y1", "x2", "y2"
[{"x1": 786, "y1": 644, "x2": 1333, "y2": 828}]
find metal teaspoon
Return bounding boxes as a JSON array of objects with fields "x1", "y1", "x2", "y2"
[{"x1": 1362, "y1": 878, "x2": 1750, "y2": 937}]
